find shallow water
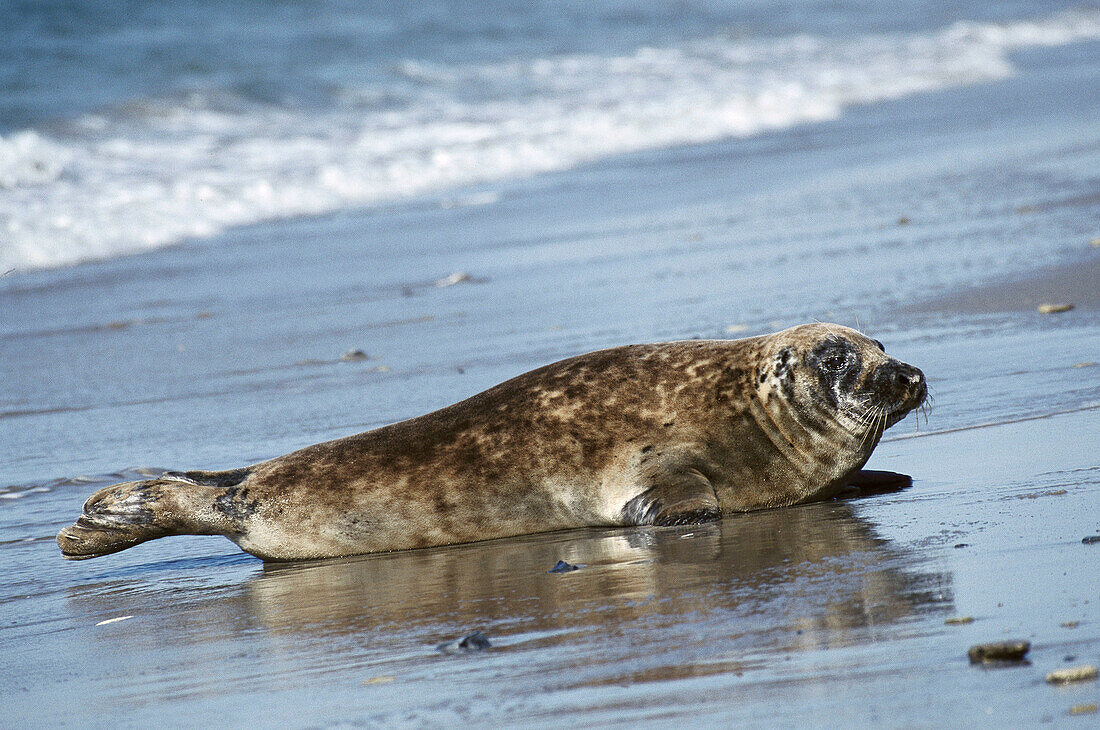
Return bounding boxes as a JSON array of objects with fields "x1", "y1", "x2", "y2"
[{"x1": 1, "y1": 6, "x2": 1099, "y2": 727}]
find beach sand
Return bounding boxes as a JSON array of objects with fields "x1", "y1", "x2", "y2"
[{"x1": 2, "y1": 38, "x2": 1098, "y2": 728}]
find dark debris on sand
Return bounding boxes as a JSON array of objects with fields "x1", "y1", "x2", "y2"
[
  {"x1": 437, "y1": 630, "x2": 491, "y2": 654},
  {"x1": 968, "y1": 640, "x2": 1030, "y2": 665}
]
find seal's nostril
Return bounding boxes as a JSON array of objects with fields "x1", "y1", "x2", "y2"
[{"x1": 883, "y1": 365, "x2": 924, "y2": 395}]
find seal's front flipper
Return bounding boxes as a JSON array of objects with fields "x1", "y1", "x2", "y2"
[
  {"x1": 57, "y1": 476, "x2": 237, "y2": 560},
  {"x1": 622, "y1": 467, "x2": 721, "y2": 527},
  {"x1": 846, "y1": 469, "x2": 912, "y2": 497}
]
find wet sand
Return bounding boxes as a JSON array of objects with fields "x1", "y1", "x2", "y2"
[{"x1": 2, "y1": 41, "x2": 1099, "y2": 728}]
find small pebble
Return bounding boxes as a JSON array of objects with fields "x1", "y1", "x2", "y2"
[
  {"x1": 897, "y1": 216, "x2": 911, "y2": 225},
  {"x1": 1082, "y1": 535, "x2": 1100, "y2": 545},
  {"x1": 435, "y1": 272, "x2": 473, "y2": 287},
  {"x1": 438, "y1": 630, "x2": 491, "y2": 654},
  {"x1": 547, "y1": 560, "x2": 580, "y2": 573},
  {"x1": 1037, "y1": 303, "x2": 1074, "y2": 314},
  {"x1": 458, "y1": 631, "x2": 490, "y2": 650},
  {"x1": 968, "y1": 640, "x2": 1030, "y2": 664},
  {"x1": 341, "y1": 349, "x2": 369, "y2": 362},
  {"x1": 95, "y1": 615, "x2": 134, "y2": 626},
  {"x1": 953, "y1": 543, "x2": 969, "y2": 549},
  {"x1": 1046, "y1": 665, "x2": 1098, "y2": 684},
  {"x1": 1069, "y1": 704, "x2": 1098, "y2": 716},
  {"x1": 945, "y1": 616, "x2": 975, "y2": 625}
]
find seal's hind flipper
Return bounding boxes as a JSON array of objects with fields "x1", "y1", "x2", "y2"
[{"x1": 57, "y1": 475, "x2": 242, "y2": 560}]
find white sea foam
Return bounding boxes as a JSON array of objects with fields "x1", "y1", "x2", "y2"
[
  {"x1": 0, "y1": 486, "x2": 51, "y2": 500},
  {"x1": 1, "y1": 9, "x2": 1097, "y2": 271}
]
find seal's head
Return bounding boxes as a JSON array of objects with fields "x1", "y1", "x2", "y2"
[
  {"x1": 748, "y1": 323, "x2": 927, "y2": 503},
  {"x1": 761, "y1": 323, "x2": 926, "y2": 433}
]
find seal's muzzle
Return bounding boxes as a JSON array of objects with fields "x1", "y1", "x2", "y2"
[{"x1": 872, "y1": 361, "x2": 927, "y2": 425}]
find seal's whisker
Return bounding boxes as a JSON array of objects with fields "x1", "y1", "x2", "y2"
[
  {"x1": 875, "y1": 407, "x2": 889, "y2": 446},
  {"x1": 857, "y1": 406, "x2": 885, "y2": 452},
  {"x1": 843, "y1": 396, "x2": 877, "y2": 428},
  {"x1": 860, "y1": 407, "x2": 881, "y2": 433},
  {"x1": 917, "y1": 390, "x2": 934, "y2": 427},
  {"x1": 860, "y1": 410, "x2": 878, "y2": 451},
  {"x1": 864, "y1": 404, "x2": 884, "y2": 427},
  {"x1": 847, "y1": 405, "x2": 873, "y2": 432},
  {"x1": 859, "y1": 408, "x2": 883, "y2": 438}
]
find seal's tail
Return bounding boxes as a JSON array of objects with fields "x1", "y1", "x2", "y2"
[{"x1": 57, "y1": 471, "x2": 248, "y2": 560}]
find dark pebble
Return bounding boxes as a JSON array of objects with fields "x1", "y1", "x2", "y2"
[
  {"x1": 953, "y1": 543, "x2": 969, "y2": 549},
  {"x1": 1082, "y1": 535, "x2": 1100, "y2": 545},
  {"x1": 458, "y1": 631, "x2": 491, "y2": 650},
  {"x1": 548, "y1": 560, "x2": 580, "y2": 573},
  {"x1": 968, "y1": 640, "x2": 1030, "y2": 664},
  {"x1": 438, "y1": 630, "x2": 491, "y2": 654}
]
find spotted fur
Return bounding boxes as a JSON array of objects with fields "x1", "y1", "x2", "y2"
[{"x1": 58, "y1": 323, "x2": 926, "y2": 562}]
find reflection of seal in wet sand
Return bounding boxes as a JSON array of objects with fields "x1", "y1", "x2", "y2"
[{"x1": 57, "y1": 323, "x2": 926, "y2": 562}]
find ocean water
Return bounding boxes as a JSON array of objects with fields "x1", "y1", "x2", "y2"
[{"x1": 1, "y1": 0, "x2": 1098, "y2": 270}]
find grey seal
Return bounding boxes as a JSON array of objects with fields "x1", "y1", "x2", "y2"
[{"x1": 57, "y1": 323, "x2": 926, "y2": 562}]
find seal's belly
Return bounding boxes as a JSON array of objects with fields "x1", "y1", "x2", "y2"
[{"x1": 233, "y1": 469, "x2": 625, "y2": 560}]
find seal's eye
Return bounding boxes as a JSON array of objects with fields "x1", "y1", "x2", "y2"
[{"x1": 820, "y1": 353, "x2": 849, "y2": 373}]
